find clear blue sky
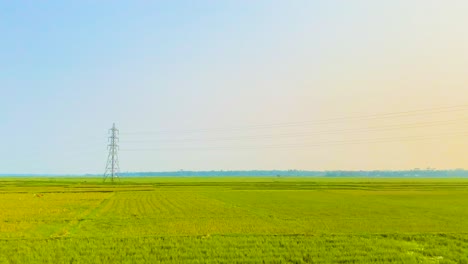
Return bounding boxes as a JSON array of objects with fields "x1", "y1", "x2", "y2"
[{"x1": 1, "y1": 1, "x2": 468, "y2": 174}]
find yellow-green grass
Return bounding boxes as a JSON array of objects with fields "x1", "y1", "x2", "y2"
[{"x1": 1, "y1": 177, "x2": 468, "y2": 263}]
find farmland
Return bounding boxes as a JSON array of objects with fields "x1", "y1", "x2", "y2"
[{"x1": 1, "y1": 178, "x2": 468, "y2": 263}]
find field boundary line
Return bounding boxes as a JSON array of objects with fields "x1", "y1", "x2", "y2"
[{"x1": 3, "y1": 232, "x2": 468, "y2": 241}]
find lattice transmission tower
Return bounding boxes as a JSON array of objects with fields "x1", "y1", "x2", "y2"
[{"x1": 103, "y1": 123, "x2": 120, "y2": 182}]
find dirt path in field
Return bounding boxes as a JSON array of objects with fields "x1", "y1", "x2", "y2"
[{"x1": 49, "y1": 192, "x2": 116, "y2": 238}]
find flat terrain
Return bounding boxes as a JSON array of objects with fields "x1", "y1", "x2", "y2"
[{"x1": 1, "y1": 177, "x2": 468, "y2": 263}]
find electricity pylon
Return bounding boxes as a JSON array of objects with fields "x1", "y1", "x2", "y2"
[{"x1": 104, "y1": 123, "x2": 120, "y2": 182}]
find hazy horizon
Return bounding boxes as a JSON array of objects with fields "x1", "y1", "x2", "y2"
[{"x1": 2, "y1": 1, "x2": 468, "y2": 174}]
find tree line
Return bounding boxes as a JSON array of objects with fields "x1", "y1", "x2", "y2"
[{"x1": 118, "y1": 169, "x2": 468, "y2": 177}]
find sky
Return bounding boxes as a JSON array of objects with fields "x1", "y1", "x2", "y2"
[{"x1": 1, "y1": 1, "x2": 468, "y2": 174}]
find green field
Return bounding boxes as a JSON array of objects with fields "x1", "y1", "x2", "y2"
[{"x1": 1, "y1": 177, "x2": 468, "y2": 263}]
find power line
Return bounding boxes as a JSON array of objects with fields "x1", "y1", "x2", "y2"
[
  {"x1": 121, "y1": 104, "x2": 468, "y2": 135},
  {"x1": 120, "y1": 131, "x2": 468, "y2": 151},
  {"x1": 120, "y1": 118, "x2": 468, "y2": 144}
]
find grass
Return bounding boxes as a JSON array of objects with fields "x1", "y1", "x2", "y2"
[{"x1": 0, "y1": 177, "x2": 468, "y2": 263}]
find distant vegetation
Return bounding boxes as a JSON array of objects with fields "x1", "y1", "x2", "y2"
[
  {"x1": 3, "y1": 169, "x2": 468, "y2": 178},
  {"x1": 117, "y1": 169, "x2": 468, "y2": 177}
]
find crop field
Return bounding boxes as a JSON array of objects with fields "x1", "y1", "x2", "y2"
[{"x1": 1, "y1": 177, "x2": 468, "y2": 263}]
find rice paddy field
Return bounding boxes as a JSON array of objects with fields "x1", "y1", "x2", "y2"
[{"x1": 1, "y1": 177, "x2": 468, "y2": 263}]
